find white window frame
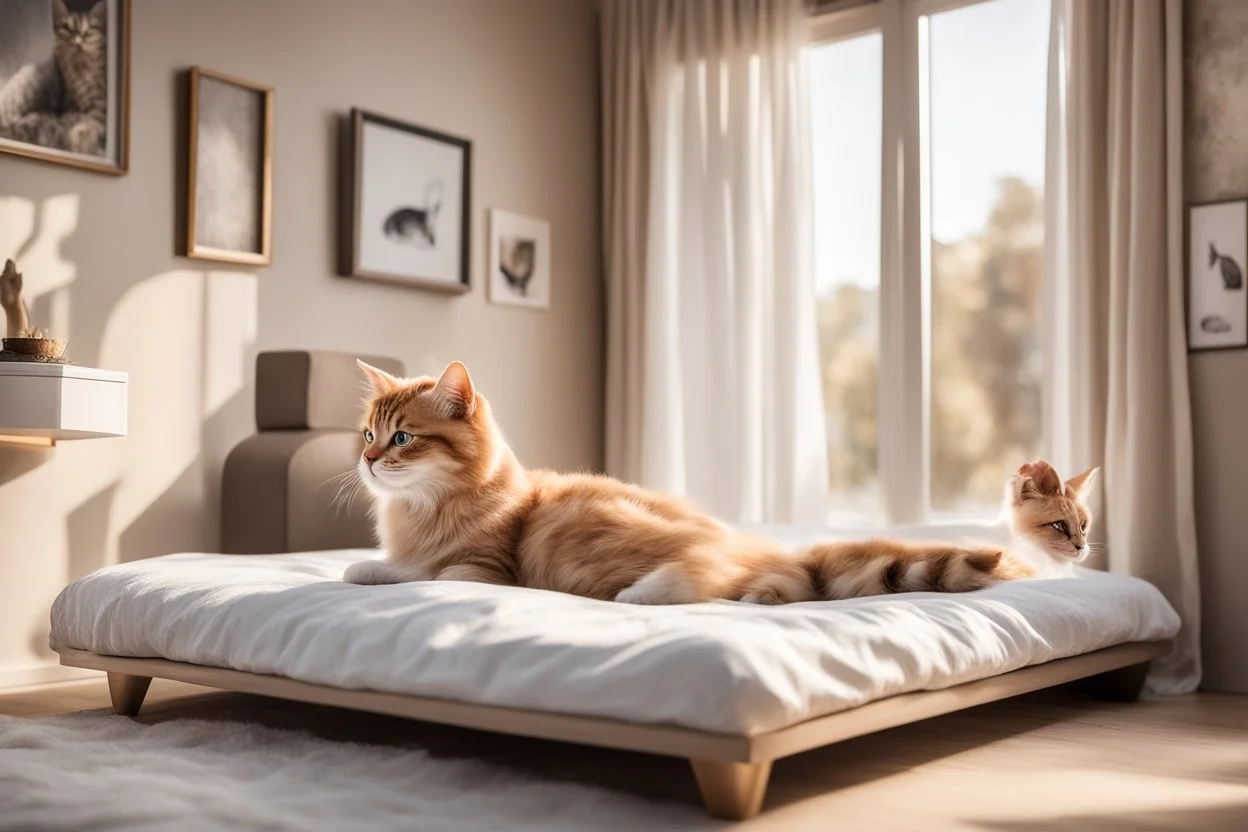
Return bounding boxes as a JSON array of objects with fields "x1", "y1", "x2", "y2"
[{"x1": 809, "y1": 0, "x2": 1029, "y2": 525}]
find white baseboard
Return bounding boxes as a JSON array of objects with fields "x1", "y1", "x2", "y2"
[{"x1": 0, "y1": 662, "x2": 101, "y2": 691}]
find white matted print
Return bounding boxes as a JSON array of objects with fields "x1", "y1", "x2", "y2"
[
  {"x1": 1189, "y1": 199, "x2": 1248, "y2": 350},
  {"x1": 343, "y1": 109, "x2": 471, "y2": 293},
  {"x1": 489, "y1": 210, "x2": 551, "y2": 310}
]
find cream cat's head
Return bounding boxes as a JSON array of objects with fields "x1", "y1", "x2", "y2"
[
  {"x1": 355, "y1": 360, "x2": 504, "y2": 502},
  {"x1": 1005, "y1": 459, "x2": 1099, "y2": 564}
]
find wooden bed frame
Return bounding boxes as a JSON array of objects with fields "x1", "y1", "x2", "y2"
[{"x1": 58, "y1": 640, "x2": 1166, "y2": 820}]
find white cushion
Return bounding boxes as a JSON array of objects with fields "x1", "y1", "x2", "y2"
[{"x1": 50, "y1": 529, "x2": 1180, "y2": 736}]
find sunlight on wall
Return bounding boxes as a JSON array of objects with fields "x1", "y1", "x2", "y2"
[
  {"x1": 204, "y1": 271, "x2": 258, "y2": 416},
  {"x1": 99, "y1": 269, "x2": 258, "y2": 545},
  {"x1": 101, "y1": 270, "x2": 210, "y2": 532},
  {"x1": 0, "y1": 198, "x2": 35, "y2": 269},
  {"x1": 49, "y1": 287, "x2": 71, "y2": 344},
  {"x1": 0, "y1": 194, "x2": 78, "y2": 299}
]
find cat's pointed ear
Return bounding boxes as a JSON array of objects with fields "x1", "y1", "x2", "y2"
[
  {"x1": 434, "y1": 361, "x2": 476, "y2": 418},
  {"x1": 1065, "y1": 466, "x2": 1100, "y2": 500},
  {"x1": 1014, "y1": 459, "x2": 1062, "y2": 501},
  {"x1": 357, "y1": 359, "x2": 399, "y2": 395}
]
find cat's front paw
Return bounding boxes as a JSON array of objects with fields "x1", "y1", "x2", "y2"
[
  {"x1": 66, "y1": 117, "x2": 104, "y2": 154},
  {"x1": 343, "y1": 560, "x2": 401, "y2": 585}
]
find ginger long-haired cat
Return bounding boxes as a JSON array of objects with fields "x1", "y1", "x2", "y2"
[{"x1": 343, "y1": 362, "x2": 1098, "y2": 603}]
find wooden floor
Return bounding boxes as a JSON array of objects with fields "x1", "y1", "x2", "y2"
[{"x1": 3, "y1": 677, "x2": 1246, "y2": 830}]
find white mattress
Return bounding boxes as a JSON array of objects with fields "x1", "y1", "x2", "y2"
[{"x1": 50, "y1": 529, "x2": 1180, "y2": 736}]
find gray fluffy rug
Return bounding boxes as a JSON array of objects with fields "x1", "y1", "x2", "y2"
[{"x1": 0, "y1": 711, "x2": 721, "y2": 831}]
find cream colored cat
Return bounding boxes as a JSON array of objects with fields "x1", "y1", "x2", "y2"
[{"x1": 343, "y1": 361, "x2": 1097, "y2": 603}]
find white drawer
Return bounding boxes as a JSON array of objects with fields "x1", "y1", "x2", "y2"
[{"x1": 0, "y1": 363, "x2": 128, "y2": 441}]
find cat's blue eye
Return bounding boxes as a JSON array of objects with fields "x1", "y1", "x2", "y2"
[
  {"x1": 363, "y1": 429, "x2": 374, "y2": 443},
  {"x1": 393, "y1": 431, "x2": 412, "y2": 447}
]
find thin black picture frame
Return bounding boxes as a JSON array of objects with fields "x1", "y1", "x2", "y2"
[{"x1": 340, "y1": 108, "x2": 472, "y2": 293}]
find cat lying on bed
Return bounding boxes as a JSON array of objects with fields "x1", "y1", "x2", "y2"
[{"x1": 343, "y1": 361, "x2": 1098, "y2": 603}]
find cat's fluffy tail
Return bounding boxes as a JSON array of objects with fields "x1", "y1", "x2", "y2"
[{"x1": 739, "y1": 539, "x2": 1033, "y2": 604}]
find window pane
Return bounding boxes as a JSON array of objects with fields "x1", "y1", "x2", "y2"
[
  {"x1": 811, "y1": 34, "x2": 883, "y2": 523},
  {"x1": 927, "y1": 0, "x2": 1050, "y2": 514}
]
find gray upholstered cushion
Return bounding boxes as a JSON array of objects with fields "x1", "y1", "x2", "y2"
[
  {"x1": 255, "y1": 350, "x2": 404, "y2": 431},
  {"x1": 221, "y1": 431, "x2": 373, "y2": 554},
  {"x1": 222, "y1": 349, "x2": 403, "y2": 554}
]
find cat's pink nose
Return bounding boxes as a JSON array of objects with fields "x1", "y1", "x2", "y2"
[{"x1": 363, "y1": 453, "x2": 379, "y2": 470}]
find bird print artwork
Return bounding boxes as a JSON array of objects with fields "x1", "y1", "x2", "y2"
[{"x1": 1210, "y1": 243, "x2": 1244, "y2": 290}]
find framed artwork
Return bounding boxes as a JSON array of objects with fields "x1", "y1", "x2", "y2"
[
  {"x1": 0, "y1": 0, "x2": 130, "y2": 174},
  {"x1": 185, "y1": 67, "x2": 273, "y2": 265},
  {"x1": 1188, "y1": 198, "x2": 1248, "y2": 351},
  {"x1": 488, "y1": 209, "x2": 551, "y2": 310},
  {"x1": 341, "y1": 108, "x2": 471, "y2": 293}
]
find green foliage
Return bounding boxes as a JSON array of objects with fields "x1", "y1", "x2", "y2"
[{"x1": 817, "y1": 176, "x2": 1043, "y2": 514}]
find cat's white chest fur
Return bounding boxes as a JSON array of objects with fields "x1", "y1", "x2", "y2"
[
  {"x1": 377, "y1": 497, "x2": 450, "y2": 571},
  {"x1": 1011, "y1": 538, "x2": 1078, "y2": 578}
]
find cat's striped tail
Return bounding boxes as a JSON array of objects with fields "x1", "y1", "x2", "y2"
[
  {"x1": 807, "y1": 539, "x2": 1035, "y2": 600},
  {"x1": 740, "y1": 539, "x2": 1033, "y2": 604}
]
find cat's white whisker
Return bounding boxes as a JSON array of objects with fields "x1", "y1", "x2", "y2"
[{"x1": 329, "y1": 472, "x2": 366, "y2": 519}]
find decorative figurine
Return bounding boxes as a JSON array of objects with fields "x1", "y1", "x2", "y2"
[{"x1": 0, "y1": 259, "x2": 68, "y2": 362}]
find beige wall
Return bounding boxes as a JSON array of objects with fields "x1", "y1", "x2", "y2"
[
  {"x1": 0, "y1": 0, "x2": 602, "y2": 687},
  {"x1": 1185, "y1": 0, "x2": 1248, "y2": 693}
]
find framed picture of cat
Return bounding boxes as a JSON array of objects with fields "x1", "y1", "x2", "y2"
[
  {"x1": 185, "y1": 67, "x2": 274, "y2": 266},
  {"x1": 0, "y1": 0, "x2": 131, "y2": 175},
  {"x1": 1188, "y1": 198, "x2": 1248, "y2": 351},
  {"x1": 488, "y1": 209, "x2": 551, "y2": 311},
  {"x1": 340, "y1": 108, "x2": 471, "y2": 293}
]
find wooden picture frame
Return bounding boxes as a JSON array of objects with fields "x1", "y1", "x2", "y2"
[
  {"x1": 185, "y1": 67, "x2": 274, "y2": 266},
  {"x1": 0, "y1": 0, "x2": 131, "y2": 175},
  {"x1": 340, "y1": 108, "x2": 472, "y2": 293},
  {"x1": 1187, "y1": 198, "x2": 1248, "y2": 352}
]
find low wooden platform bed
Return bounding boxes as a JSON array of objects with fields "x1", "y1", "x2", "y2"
[
  {"x1": 59, "y1": 641, "x2": 1167, "y2": 820},
  {"x1": 48, "y1": 352, "x2": 1181, "y2": 821}
]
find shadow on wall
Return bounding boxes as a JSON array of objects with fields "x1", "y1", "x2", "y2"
[
  {"x1": 0, "y1": 193, "x2": 257, "y2": 669},
  {"x1": 98, "y1": 267, "x2": 256, "y2": 564}
]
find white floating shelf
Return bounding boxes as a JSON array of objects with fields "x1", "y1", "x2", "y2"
[{"x1": 0, "y1": 362, "x2": 128, "y2": 443}]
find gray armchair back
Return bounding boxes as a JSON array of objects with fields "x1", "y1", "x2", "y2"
[{"x1": 220, "y1": 350, "x2": 403, "y2": 554}]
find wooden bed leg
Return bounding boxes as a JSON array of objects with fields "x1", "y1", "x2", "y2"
[
  {"x1": 1080, "y1": 660, "x2": 1150, "y2": 702},
  {"x1": 107, "y1": 672, "x2": 152, "y2": 716},
  {"x1": 690, "y1": 759, "x2": 772, "y2": 820}
]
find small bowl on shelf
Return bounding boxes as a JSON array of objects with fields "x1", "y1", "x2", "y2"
[{"x1": 2, "y1": 337, "x2": 68, "y2": 360}]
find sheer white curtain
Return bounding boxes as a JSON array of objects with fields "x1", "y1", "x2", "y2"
[
  {"x1": 601, "y1": 0, "x2": 829, "y2": 524},
  {"x1": 1045, "y1": 0, "x2": 1200, "y2": 694}
]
